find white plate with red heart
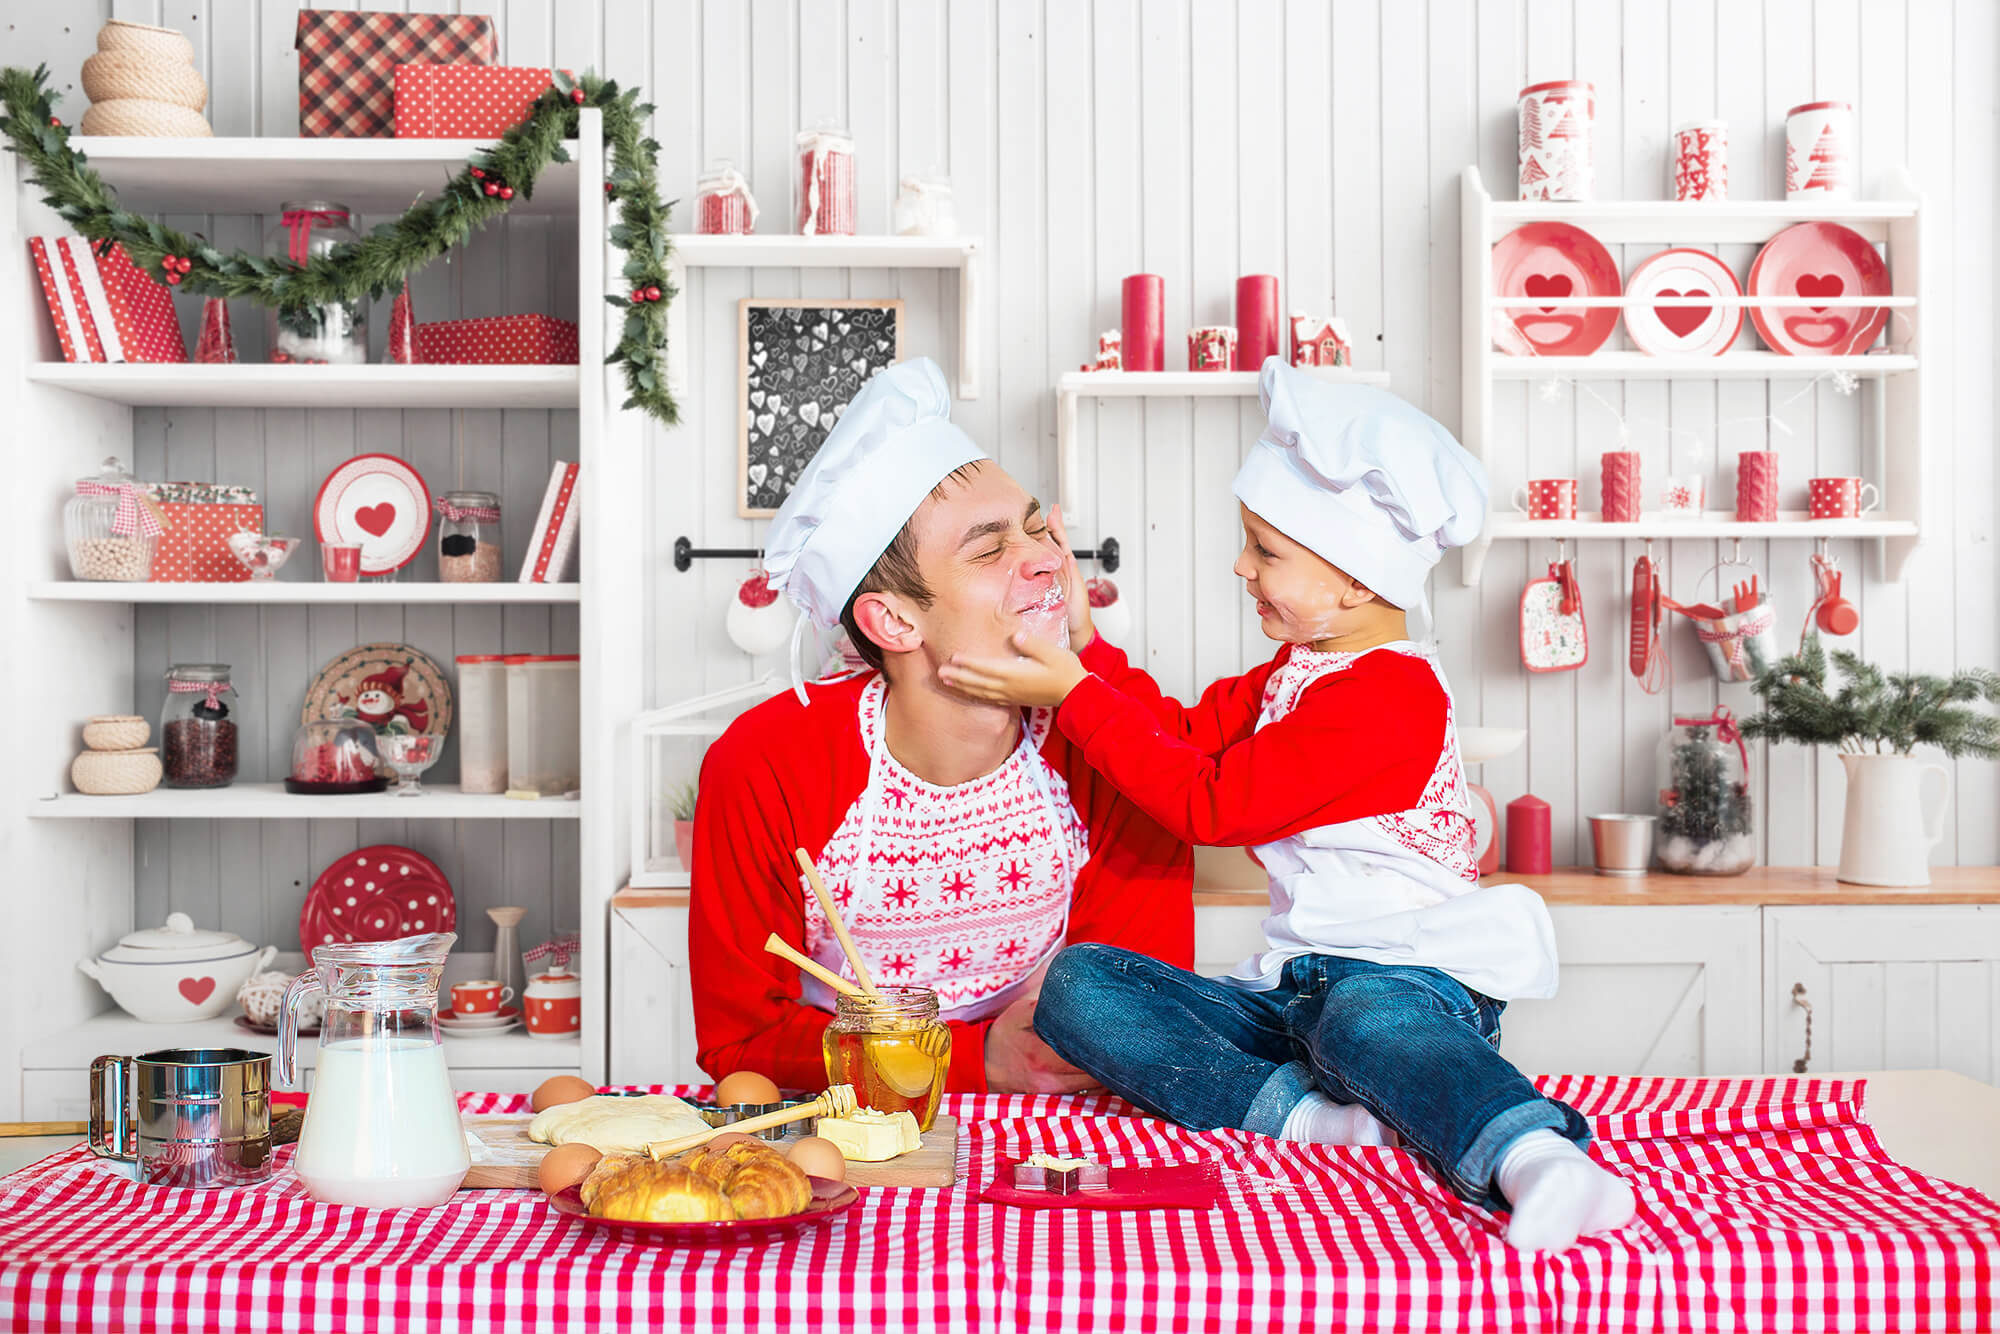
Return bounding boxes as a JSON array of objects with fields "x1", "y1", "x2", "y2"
[
  {"x1": 314, "y1": 454, "x2": 432, "y2": 575},
  {"x1": 1748, "y1": 222, "x2": 1891, "y2": 356},
  {"x1": 1624, "y1": 248, "x2": 1743, "y2": 357}
]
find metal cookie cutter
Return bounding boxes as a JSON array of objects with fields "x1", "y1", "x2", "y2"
[{"x1": 1013, "y1": 1157, "x2": 1109, "y2": 1195}]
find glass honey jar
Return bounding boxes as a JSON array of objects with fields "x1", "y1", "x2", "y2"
[{"x1": 821, "y1": 985, "x2": 950, "y2": 1131}]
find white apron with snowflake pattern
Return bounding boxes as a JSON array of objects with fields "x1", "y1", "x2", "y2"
[
  {"x1": 1227, "y1": 642, "x2": 1559, "y2": 1001},
  {"x1": 799, "y1": 676, "x2": 1090, "y2": 1023}
]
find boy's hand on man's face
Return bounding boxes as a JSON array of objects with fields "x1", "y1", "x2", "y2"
[
  {"x1": 1046, "y1": 504, "x2": 1096, "y2": 649},
  {"x1": 939, "y1": 634, "x2": 1089, "y2": 708}
]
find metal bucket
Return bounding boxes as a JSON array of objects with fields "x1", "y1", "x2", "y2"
[
  {"x1": 89, "y1": 1047, "x2": 273, "y2": 1189},
  {"x1": 1589, "y1": 814, "x2": 1658, "y2": 876}
]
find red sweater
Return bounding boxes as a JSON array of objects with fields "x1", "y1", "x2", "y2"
[
  {"x1": 688, "y1": 636, "x2": 1193, "y2": 1093},
  {"x1": 1058, "y1": 642, "x2": 1450, "y2": 847}
]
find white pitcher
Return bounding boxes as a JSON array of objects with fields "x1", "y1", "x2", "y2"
[{"x1": 1837, "y1": 753, "x2": 1952, "y2": 886}]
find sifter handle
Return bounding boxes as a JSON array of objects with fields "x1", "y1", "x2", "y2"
[{"x1": 87, "y1": 1055, "x2": 134, "y2": 1162}]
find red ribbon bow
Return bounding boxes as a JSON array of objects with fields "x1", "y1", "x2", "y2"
[
  {"x1": 166, "y1": 678, "x2": 228, "y2": 710},
  {"x1": 1673, "y1": 706, "x2": 1748, "y2": 771},
  {"x1": 75, "y1": 480, "x2": 163, "y2": 539},
  {"x1": 280, "y1": 208, "x2": 349, "y2": 266},
  {"x1": 434, "y1": 498, "x2": 501, "y2": 523}
]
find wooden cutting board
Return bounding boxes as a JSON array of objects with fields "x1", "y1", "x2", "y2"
[{"x1": 462, "y1": 1112, "x2": 960, "y2": 1189}]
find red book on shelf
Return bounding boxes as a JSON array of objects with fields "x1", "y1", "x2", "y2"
[
  {"x1": 28, "y1": 238, "x2": 91, "y2": 362},
  {"x1": 519, "y1": 461, "x2": 580, "y2": 584}
]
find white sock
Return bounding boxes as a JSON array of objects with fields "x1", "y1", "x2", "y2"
[
  {"x1": 1279, "y1": 1090, "x2": 1400, "y2": 1148},
  {"x1": 1493, "y1": 1129, "x2": 1637, "y2": 1252}
]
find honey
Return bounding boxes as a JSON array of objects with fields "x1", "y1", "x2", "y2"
[{"x1": 820, "y1": 986, "x2": 950, "y2": 1131}]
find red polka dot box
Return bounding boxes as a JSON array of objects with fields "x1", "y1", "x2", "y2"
[
  {"x1": 392, "y1": 65, "x2": 574, "y2": 140},
  {"x1": 299, "y1": 845, "x2": 456, "y2": 957},
  {"x1": 138, "y1": 483, "x2": 263, "y2": 583},
  {"x1": 414, "y1": 315, "x2": 579, "y2": 366}
]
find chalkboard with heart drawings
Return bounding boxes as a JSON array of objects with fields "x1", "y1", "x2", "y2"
[{"x1": 738, "y1": 297, "x2": 905, "y2": 516}]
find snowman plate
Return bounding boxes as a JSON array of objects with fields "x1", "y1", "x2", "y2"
[
  {"x1": 313, "y1": 453, "x2": 431, "y2": 575},
  {"x1": 303, "y1": 643, "x2": 454, "y2": 776}
]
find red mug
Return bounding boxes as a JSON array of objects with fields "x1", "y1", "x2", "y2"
[
  {"x1": 1513, "y1": 478, "x2": 1579, "y2": 521},
  {"x1": 449, "y1": 980, "x2": 512, "y2": 1015},
  {"x1": 1808, "y1": 476, "x2": 1880, "y2": 519}
]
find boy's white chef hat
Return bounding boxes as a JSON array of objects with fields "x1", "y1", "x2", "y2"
[
  {"x1": 762, "y1": 357, "x2": 987, "y2": 630},
  {"x1": 1232, "y1": 357, "x2": 1487, "y2": 611}
]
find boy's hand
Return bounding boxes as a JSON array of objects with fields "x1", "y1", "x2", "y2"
[
  {"x1": 940, "y1": 634, "x2": 1089, "y2": 708},
  {"x1": 1047, "y1": 504, "x2": 1096, "y2": 649}
]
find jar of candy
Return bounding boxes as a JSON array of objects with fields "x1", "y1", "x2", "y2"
[
  {"x1": 161, "y1": 664, "x2": 239, "y2": 789},
  {"x1": 435, "y1": 491, "x2": 502, "y2": 582},
  {"x1": 695, "y1": 158, "x2": 758, "y2": 235},
  {"x1": 64, "y1": 457, "x2": 159, "y2": 582},
  {"x1": 892, "y1": 175, "x2": 955, "y2": 237},
  {"x1": 795, "y1": 126, "x2": 854, "y2": 236},
  {"x1": 821, "y1": 984, "x2": 950, "y2": 1131},
  {"x1": 1655, "y1": 711, "x2": 1756, "y2": 876},
  {"x1": 264, "y1": 201, "x2": 366, "y2": 364}
]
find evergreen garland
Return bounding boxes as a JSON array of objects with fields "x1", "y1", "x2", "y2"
[
  {"x1": 0, "y1": 63, "x2": 678, "y2": 426},
  {"x1": 1742, "y1": 635, "x2": 2000, "y2": 759}
]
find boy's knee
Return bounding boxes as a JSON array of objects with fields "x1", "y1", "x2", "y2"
[
  {"x1": 1321, "y1": 971, "x2": 1467, "y2": 1042},
  {"x1": 1041, "y1": 942, "x2": 1123, "y2": 1004}
]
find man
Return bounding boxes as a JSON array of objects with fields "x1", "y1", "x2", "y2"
[{"x1": 689, "y1": 358, "x2": 1192, "y2": 1093}]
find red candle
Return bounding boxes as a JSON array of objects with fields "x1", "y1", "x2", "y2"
[
  {"x1": 1121, "y1": 274, "x2": 1164, "y2": 372},
  {"x1": 1505, "y1": 793, "x2": 1552, "y2": 875},
  {"x1": 1235, "y1": 275, "x2": 1279, "y2": 371}
]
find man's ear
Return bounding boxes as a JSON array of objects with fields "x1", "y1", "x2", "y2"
[{"x1": 850, "y1": 591, "x2": 924, "y2": 658}]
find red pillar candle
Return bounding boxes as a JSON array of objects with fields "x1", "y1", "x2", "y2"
[
  {"x1": 1121, "y1": 274, "x2": 1165, "y2": 372},
  {"x1": 1735, "y1": 450, "x2": 1780, "y2": 522},
  {"x1": 1235, "y1": 274, "x2": 1280, "y2": 371},
  {"x1": 1505, "y1": 793, "x2": 1552, "y2": 875}
]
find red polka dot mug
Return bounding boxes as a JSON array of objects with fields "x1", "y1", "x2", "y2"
[
  {"x1": 449, "y1": 979, "x2": 513, "y2": 1015},
  {"x1": 1512, "y1": 477, "x2": 1579, "y2": 521},
  {"x1": 1808, "y1": 476, "x2": 1881, "y2": 520}
]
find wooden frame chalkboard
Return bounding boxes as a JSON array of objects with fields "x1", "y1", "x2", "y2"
[{"x1": 737, "y1": 297, "x2": 905, "y2": 517}]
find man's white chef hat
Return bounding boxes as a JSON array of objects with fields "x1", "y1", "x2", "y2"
[
  {"x1": 1232, "y1": 357, "x2": 1487, "y2": 611},
  {"x1": 762, "y1": 357, "x2": 987, "y2": 631}
]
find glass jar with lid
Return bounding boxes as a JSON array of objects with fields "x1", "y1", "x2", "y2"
[
  {"x1": 435, "y1": 491, "x2": 503, "y2": 582},
  {"x1": 161, "y1": 664, "x2": 239, "y2": 789},
  {"x1": 892, "y1": 175, "x2": 956, "y2": 236},
  {"x1": 795, "y1": 125, "x2": 854, "y2": 236},
  {"x1": 286, "y1": 718, "x2": 386, "y2": 794},
  {"x1": 821, "y1": 984, "x2": 950, "y2": 1131},
  {"x1": 264, "y1": 201, "x2": 367, "y2": 365},
  {"x1": 695, "y1": 157, "x2": 758, "y2": 234},
  {"x1": 65, "y1": 457, "x2": 159, "y2": 582},
  {"x1": 1655, "y1": 711, "x2": 1756, "y2": 876}
]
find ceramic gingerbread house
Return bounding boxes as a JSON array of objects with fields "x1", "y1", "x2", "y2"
[{"x1": 1288, "y1": 314, "x2": 1353, "y2": 368}]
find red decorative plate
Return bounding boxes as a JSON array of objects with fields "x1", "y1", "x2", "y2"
[
  {"x1": 1491, "y1": 222, "x2": 1621, "y2": 357},
  {"x1": 313, "y1": 454, "x2": 432, "y2": 575},
  {"x1": 300, "y1": 845, "x2": 456, "y2": 955},
  {"x1": 1624, "y1": 248, "x2": 1743, "y2": 357},
  {"x1": 548, "y1": 1177, "x2": 860, "y2": 1244},
  {"x1": 1749, "y1": 222, "x2": 1890, "y2": 356}
]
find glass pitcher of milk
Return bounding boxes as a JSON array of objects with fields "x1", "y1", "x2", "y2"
[{"x1": 278, "y1": 933, "x2": 470, "y2": 1208}]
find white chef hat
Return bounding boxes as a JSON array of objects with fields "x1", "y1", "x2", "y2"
[
  {"x1": 1232, "y1": 357, "x2": 1487, "y2": 611},
  {"x1": 762, "y1": 357, "x2": 987, "y2": 631}
]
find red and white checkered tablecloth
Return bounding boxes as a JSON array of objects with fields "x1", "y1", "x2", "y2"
[{"x1": 2, "y1": 1076, "x2": 1994, "y2": 1333}]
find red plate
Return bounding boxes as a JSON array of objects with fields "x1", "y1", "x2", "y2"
[
  {"x1": 314, "y1": 454, "x2": 432, "y2": 575},
  {"x1": 300, "y1": 844, "x2": 456, "y2": 954},
  {"x1": 1749, "y1": 222, "x2": 1890, "y2": 356},
  {"x1": 548, "y1": 1177, "x2": 860, "y2": 1245},
  {"x1": 1624, "y1": 248, "x2": 1743, "y2": 357},
  {"x1": 1491, "y1": 222, "x2": 1620, "y2": 357}
]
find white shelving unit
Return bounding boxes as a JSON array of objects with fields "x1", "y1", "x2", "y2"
[
  {"x1": 1, "y1": 114, "x2": 644, "y2": 1112},
  {"x1": 1054, "y1": 366, "x2": 1391, "y2": 514},
  {"x1": 1458, "y1": 164, "x2": 1927, "y2": 586},
  {"x1": 666, "y1": 232, "x2": 985, "y2": 398}
]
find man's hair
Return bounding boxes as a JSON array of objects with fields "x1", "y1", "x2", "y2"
[{"x1": 838, "y1": 463, "x2": 982, "y2": 673}]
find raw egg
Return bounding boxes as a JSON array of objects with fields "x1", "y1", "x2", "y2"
[
  {"x1": 531, "y1": 1075, "x2": 596, "y2": 1112},
  {"x1": 786, "y1": 1136, "x2": 846, "y2": 1183},
  {"x1": 537, "y1": 1142, "x2": 602, "y2": 1195},
  {"x1": 714, "y1": 1070, "x2": 782, "y2": 1106}
]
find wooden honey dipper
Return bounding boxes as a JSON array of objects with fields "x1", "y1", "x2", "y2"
[{"x1": 646, "y1": 1083, "x2": 859, "y2": 1160}]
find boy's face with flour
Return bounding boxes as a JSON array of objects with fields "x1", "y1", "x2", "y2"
[{"x1": 1235, "y1": 504, "x2": 1406, "y2": 653}]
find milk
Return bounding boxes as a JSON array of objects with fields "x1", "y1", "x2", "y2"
[{"x1": 294, "y1": 1038, "x2": 470, "y2": 1208}]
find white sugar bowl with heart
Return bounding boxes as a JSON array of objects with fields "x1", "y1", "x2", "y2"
[{"x1": 77, "y1": 913, "x2": 276, "y2": 1023}]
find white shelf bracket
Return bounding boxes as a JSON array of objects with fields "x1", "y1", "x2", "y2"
[{"x1": 957, "y1": 241, "x2": 983, "y2": 399}]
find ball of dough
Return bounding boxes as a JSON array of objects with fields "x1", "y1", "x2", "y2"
[{"x1": 532, "y1": 1075, "x2": 597, "y2": 1112}]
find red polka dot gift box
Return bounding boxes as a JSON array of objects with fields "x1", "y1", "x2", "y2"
[
  {"x1": 138, "y1": 483, "x2": 263, "y2": 583},
  {"x1": 393, "y1": 65, "x2": 574, "y2": 140},
  {"x1": 415, "y1": 315, "x2": 579, "y2": 366}
]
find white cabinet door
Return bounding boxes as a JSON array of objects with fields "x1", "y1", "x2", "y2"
[
  {"x1": 1764, "y1": 906, "x2": 2000, "y2": 1082},
  {"x1": 609, "y1": 901, "x2": 705, "y2": 1088},
  {"x1": 1193, "y1": 903, "x2": 1268, "y2": 978},
  {"x1": 1499, "y1": 906, "x2": 1764, "y2": 1076}
]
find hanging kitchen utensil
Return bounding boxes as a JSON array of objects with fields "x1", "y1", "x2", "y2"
[
  {"x1": 1521, "y1": 541, "x2": 1588, "y2": 673},
  {"x1": 1629, "y1": 543, "x2": 1668, "y2": 693},
  {"x1": 1665, "y1": 542, "x2": 1780, "y2": 683},
  {"x1": 1801, "y1": 539, "x2": 1858, "y2": 644}
]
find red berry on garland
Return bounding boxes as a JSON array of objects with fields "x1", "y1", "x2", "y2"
[
  {"x1": 49, "y1": 117, "x2": 61, "y2": 127},
  {"x1": 630, "y1": 287, "x2": 647, "y2": 303},
  {"x1": 177, "y1": 257, "x2": 192, "y2": 272},
  {"x1": 484, "y1": 182, "x2": 500, "y2": 197},
  {"x1": 499, "y1": 186, "x2": 514, "y2": 200},
  {"x1": 470, "y1": 167, "x2": 485, "y2": 179},
  {"x1": 644, "y1": 285, "x2": 662, "y2": 302},
  {"x1": 571, "y1": 87, "x2": 586, "y2": 105},
  {"x1": 166, "y1": 272, "x2": 181, "y2": 285}
]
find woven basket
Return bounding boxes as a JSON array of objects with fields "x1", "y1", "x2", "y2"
[
  {"x1": 83, "y1": 51, "x2": 207, "y2": 112},
  {"x1": 96, "y1": 19, "x2": 196, "y2": 65},
  {"x1": 83, "y1": 715, "x2": 151, "y2": 752},
  {"x1": 80, "y1": 99, "x2": 213, "y2": 139},
  {"x1": 72, "y1": 748, "x2": 162, "y2": 796}
]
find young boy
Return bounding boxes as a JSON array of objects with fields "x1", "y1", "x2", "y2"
[{"x1": 938, "y1": 359, "x2": 1636, "y2": 1253}]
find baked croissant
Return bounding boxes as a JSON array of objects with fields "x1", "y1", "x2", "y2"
[{"x1": 582, "y1": 1141, "x2": 812, "y2": 1223}]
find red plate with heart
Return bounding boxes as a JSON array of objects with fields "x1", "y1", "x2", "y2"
[
  {"x1": 1624, "y1": 248, "x2": 1743, "y2": 357},
  {"x1": 1491, "y1": 222, "x2": 1621, "y2": 357},
  {"x1": 300, "y1": 844, "x2": 457, "y2": 956},
  {"x1": 314, "y1": 454, "x2": 432, "y2": 575},
  {"x1": 1749, "y1": 222, "x2": 1890, "y2": 356}
]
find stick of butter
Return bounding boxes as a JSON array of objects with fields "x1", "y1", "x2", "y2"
[{"x1": 816, "y1": 1107, "x2": 923, "y2": 1161}]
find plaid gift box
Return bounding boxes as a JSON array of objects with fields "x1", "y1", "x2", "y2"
[
  {"x1": 416, "y1": 315, "x2": 578, "y2": 365},
  {"x1": 393, "y1": 65, "x2": 572, "y2": 138},
  {"x1": 295, "y1": 10, "x2": 497, "y2": 139}
]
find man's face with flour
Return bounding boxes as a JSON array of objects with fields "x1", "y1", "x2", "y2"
[{"x1": 845, "y1": 461, "x2": 1069, "y2": 684}]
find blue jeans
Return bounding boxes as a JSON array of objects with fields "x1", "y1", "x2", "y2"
[{"x1": 1033, "y1": 943, "x2": 1589, "y2": 1209}]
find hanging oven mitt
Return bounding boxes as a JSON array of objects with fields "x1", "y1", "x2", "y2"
[{"x1": 1521, "y1": 558, "x2": 1587, "y2": 672}]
